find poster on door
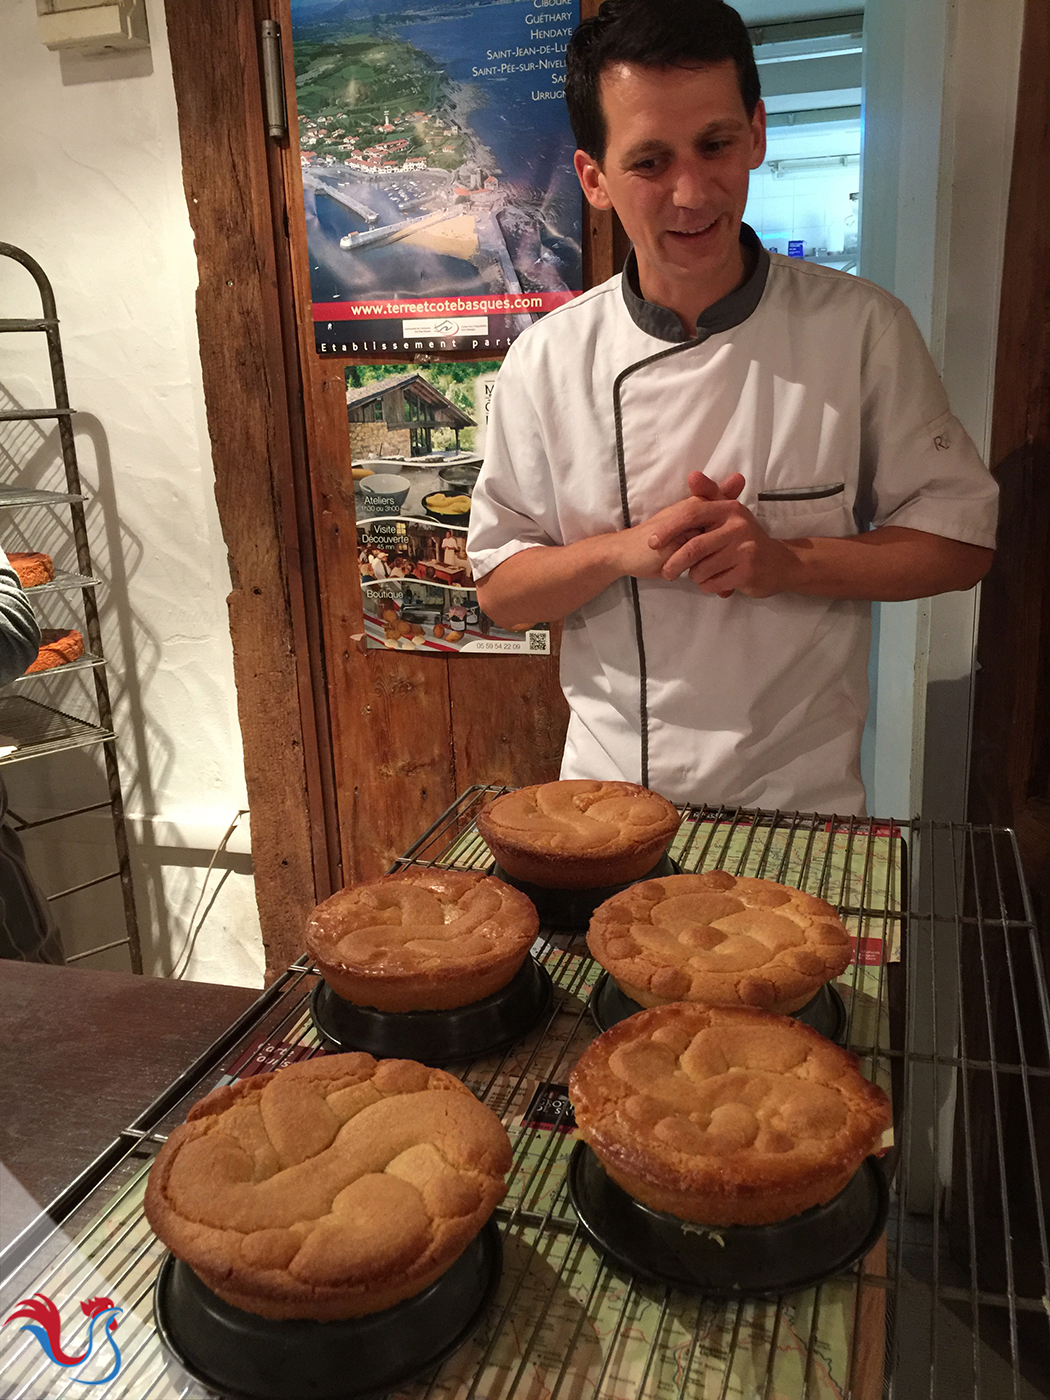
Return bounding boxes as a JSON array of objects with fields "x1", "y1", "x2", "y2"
[
  {"x1": 357, "y1": 515, "x2": 550, "y2": 655},
  {"x1": 350, "y1": 359, "x2": 550, "y2": 654},
  {"x1": 290, "y1": 0, "x2": 583, "y2": 354}
]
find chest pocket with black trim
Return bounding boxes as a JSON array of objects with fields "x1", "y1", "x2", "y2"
[{"x1": 752, "y1": 482, "x2": 855, "y2": 540}]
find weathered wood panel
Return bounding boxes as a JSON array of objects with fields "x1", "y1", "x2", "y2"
[
  {"x1": 166, "y1": 0, "x2": 324, "y2": 976},
  {"x1": 957, "y1": 0, "x2": 1050, "y2": 1366},
  {"x1": 274, "y1": 0, "x2": 461, "y2": 879},
  {"x1": 270, "y1": 0, "x2": 603, "y2": 875},
  {"x1": 969, "y1": 0, "x2": 1050, "y2": 853},
  {"x1": 448, "y1": 648, "x2": 569, "y2": 790},
  {"x1": 169, "y1": 0, "x2": 633, "y2": 937}
]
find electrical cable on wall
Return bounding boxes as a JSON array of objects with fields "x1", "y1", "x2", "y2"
[{"x1": 171, "y1": 809, "x2": 249, "y2": 979}]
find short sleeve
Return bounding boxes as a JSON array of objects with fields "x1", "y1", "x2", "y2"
[
  {"x1": 858, "y1": 304, "x2": 998, "y2": 547},
  {"x1": 466, "y1": 348, "x2": 561, "y2": 580},
  {"x1": 0, "y1": 549, "x2": 40, "y2": 686}
]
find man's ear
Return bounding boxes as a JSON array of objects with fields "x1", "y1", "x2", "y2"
[
  {"x1": 749, "y1": 99, "x2": 767, "y2": 170},
  {"x1": 574, "y1": 148, "x2": 613, "y2": 211}
]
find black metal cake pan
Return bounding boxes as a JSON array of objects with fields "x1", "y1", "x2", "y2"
[
  {"x1": 489, "y1": 854, "x2": 682, "y2": 932},
  {"x1": 154, "y1": 1219, "x2": 502, "y2": 1400},
  {"x1": 567, "y1": 1141, "x2": 887, "y2": 1298},
  {"x1": 587, "y1": 971, "x2": 848, "y2": 1044},
  {"x1": 310, "y1": 953, "x2": 553, "y2": 1065}
]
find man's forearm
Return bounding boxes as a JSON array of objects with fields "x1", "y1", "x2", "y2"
[
  {"x1": 777, "y1": 527, "x2": 993, "y2": 601},
  {"x1": 652, "y1": 495, "x2": 994, "y2": 601},
  {"x1": 474, "y1": 474, "x2": 746, "y2": 626},
  {"x1": 477, "y1": 517, "x2": 993, "y2": 626},
  {"x1": 474, "y1": 535, "x2": 627, "y2": 629}
]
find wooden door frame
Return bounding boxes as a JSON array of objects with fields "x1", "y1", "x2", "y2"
[
  {"x1": 273, "y1": 0, "x2": 589, "y2": 891},
  {"x1": 164, "y1": 0, "x2": 611, "y2": 976},
  {"x1": 968, "y1": 0, "x2": 1050, "y2": 885},
  {"x1": 165, "y1": 0, "x2": 341, "y2": 975},
  {"x1": 953, "y1": 0, "x2": 1049, "y2": 1371}
]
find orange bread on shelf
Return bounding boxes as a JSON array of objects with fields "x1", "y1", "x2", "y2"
[
  {"x1": 7, "y1": 551, "x2": 54, "y2": 588},
  {"x1": 569, "y1": 1003, "x2": 891, "y2": 1227},
  {"x1": 306, "y1": 867, "x2": 538, "y2": 1011},
  {"x1": 587, "y1": 870, "x2": 853, "y2": 1014},
  {"x1": 26, "y1": 628, "x2": 84, "y2": 673},
  {"x1": 476, "y1": 780, "x2": 681, "y2": 890},
  {"x1": 144, "y1": 1052, "x2": 512, "y2": 1320}
]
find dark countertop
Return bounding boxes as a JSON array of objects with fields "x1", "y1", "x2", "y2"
[{"x1": 0, "y1": 960, "x2": 259, "y2": 1249}]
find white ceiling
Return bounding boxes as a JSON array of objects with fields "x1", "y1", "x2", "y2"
[{"x1": 736, "y1": 1, "x2": 864, "y2": 22}]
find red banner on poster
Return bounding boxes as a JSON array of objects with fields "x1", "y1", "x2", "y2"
[{"x1": 313, "y1": 290, "x2": 579, "y2": 321}]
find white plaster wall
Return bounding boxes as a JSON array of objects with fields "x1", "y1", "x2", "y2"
[
  {"x1": 858, "y1": 0, "x2": 1024, "y2": 1216},
  {"x1": 0, "y1": 0, "x2": 264, "y2": 986},
  {"x1": 858, "y1": 0, "x2": 951, "y2": 821},
  {"x1": 860, "y1": 0, "x2": 1023, "y2": 824},
  {"x1": 920, "y1": 0, "x2": 1024, "y2": 826}
]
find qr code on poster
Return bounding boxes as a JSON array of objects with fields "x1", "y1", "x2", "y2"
[{"x1": 527, "y1": 629, "x2": 549, "y2": 653}]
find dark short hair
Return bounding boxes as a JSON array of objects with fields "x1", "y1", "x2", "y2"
[{"x1": 565, "y1": 0, "x2": 761, "y2": 161}]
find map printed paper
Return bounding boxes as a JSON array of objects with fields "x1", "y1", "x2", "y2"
[{"x1": 290, "y1": 0, "x2": 583, "y2": 354}]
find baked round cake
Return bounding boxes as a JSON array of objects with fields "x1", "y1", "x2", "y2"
[
  {"x1": 569, "y1": 1004, "x2": 890, "y2": 1226},
  {"x1": 587, "y1": 870, "x2": 852, "y2": 1014},
  {"x1": 26, "y1": 628, "x2": 84, "y2": 674},
  {"x1": 7, "y1": 551, "x2": 54, "y2": 588},
  {"x1": 476, "y1": 780, "x2": 680, "y2": 890},
  {"x1": 305, "y1": 867, "x2": 538, "y2": 1012},
  {"x1": 145, "y1": 1053, "x2": 512, "y2": 1319}
]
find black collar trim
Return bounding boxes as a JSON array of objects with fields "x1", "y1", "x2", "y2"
[{"x1": 620, "y1": 224, "x2": 770, "y2": 343}]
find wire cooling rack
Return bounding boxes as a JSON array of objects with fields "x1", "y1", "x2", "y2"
[{"x1": 1, "y1": 788, "x2": 1048, "y2": 1400}]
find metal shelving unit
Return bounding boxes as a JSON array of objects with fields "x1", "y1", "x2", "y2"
[
  {"x1": 0, "y1": 242, "x2": 141, "y2": 971},
  {"x1": 1, "y1": 791, "x2": 1046, "y2": 1399}
]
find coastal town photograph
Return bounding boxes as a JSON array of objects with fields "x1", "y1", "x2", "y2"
[{"x1": 290, "y1": 0, "x2": 583, "y2": 350}]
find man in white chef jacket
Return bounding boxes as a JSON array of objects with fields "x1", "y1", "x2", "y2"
[{"x1": 467, "y1": 0, "x2": 997, "y2": 816}]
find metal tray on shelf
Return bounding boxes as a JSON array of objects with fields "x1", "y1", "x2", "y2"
[
  {"x1": 0, "y1": 692, "x2": 114, "y2": 763},
  {"x1": 1, "y1": 790, "x2": 1046, "y2": 1400},
  {"x1": 24, "y1": 569, "x2": 100, "y2": 595},
  {"x1": 0, "y1": 486, "x2": 86, "y2": 507},
  {"x1": 8, "y1": 652, "x2": 106, "y2": 684}
]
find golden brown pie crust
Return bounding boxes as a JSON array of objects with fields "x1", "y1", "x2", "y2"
[
  {"x1": 476, "y1": 780, "x2": 681, "y2": 890},
  {"x1": 305, "y1": 867, "x2": 538, "y2": 1012},
  {"x1": 569, "y1": 1004, "x2": 891, "y2": 1226},
  {"x1": 144, "y1": 1053, "x2": 512, "y2": 1319},
  {"x1": 587, "y1": 870, "x2": 852, "y2": 1014}
]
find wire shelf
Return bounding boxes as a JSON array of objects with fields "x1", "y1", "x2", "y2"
[
  {"x1": 0, "y1": 241, "x2": 141, "y2": 973},
  {"x1": 0, "y1": 318, "x2": 57, "y2": 333},
  {"x1": 1, "y1": 788, "x2": 1047, "y2": 1400},
  {"x1": 0, "y1": 693, "x2": 115, "y2": 764},
  {"x1": 7, "y1": 653, "x2": 105, "y2": 685},
  {"x1": 24, "y1": 570, "x2": 100, "y2": 596},
  {"x1": 0, "y1": 488, "x2": 86, "y2": 508},
  {"x1": 0, "y1": 408, "x2": 75, "y2": 423}
]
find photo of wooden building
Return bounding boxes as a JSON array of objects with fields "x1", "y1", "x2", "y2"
[{"x1": 346, "y1": 370, "x2": 475, "y2": 458}]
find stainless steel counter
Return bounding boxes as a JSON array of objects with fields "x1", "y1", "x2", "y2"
[{"x1": 0, "y1": 960, "x2": 259, "y2": 1250}]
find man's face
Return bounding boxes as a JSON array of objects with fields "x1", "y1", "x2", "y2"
[{"x1": 574, "y1": 59, "x2": 766, "y2": 297}]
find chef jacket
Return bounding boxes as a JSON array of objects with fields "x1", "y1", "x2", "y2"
[{"x1": 466, "y1": 226, "x2": 998, "y2": 815}]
